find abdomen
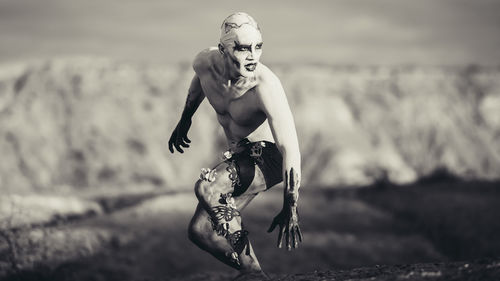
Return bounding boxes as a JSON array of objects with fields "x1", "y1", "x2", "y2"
[{"x1": 220, "y1": 116, "x2": 273, "y2": 144}]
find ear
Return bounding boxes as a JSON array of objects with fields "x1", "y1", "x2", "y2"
[{"x1": 218, "y1": 43, "x2": 225, "y2": 54}]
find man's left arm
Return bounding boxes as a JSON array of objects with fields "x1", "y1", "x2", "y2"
[{"x1": 258, "y1": 73, "x2": 303, "y2": 250}]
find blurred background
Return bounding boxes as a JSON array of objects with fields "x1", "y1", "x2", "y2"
[{"x1": 0, "y1": 0, "x2": 499, "y2": 280}]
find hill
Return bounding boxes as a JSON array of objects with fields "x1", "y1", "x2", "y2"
[{"x1": 1, "y1": 59, "x2": 500, "y2": 192}]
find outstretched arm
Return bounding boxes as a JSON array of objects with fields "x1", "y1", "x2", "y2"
[
  {"x1": 257, "y1": 71, "x2": 302, "y2": 250},
  {"x1": 168, "y1": 74, "x2": 205, "y2": 153}
]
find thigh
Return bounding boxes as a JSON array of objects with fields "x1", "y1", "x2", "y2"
[
  {"x1": 190, "y1": 203, "x2": 212, "y2": 231},
  {"x1": 199, "y1": 161, "x2": 240, "y2": 201},
  {"x1": 245, "y1": 166, "x2": 267, "y2": 194},
  {"x1": 233, "y1": 164, "x2": 271, "y2": 211},
  {"x1": 201, "y1": 159, "x2": 267, "y2": 210}
]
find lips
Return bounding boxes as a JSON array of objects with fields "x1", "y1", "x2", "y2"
[{"x1": 244, "y1": 63, "x2": 257, "y2": 71}]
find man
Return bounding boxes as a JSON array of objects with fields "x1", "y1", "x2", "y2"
[{"x1": 168, "y1": 12, "x2": 302, "y2": 278}]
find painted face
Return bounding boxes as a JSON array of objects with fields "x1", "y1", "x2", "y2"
[
  {"x1": 224, "y1": 25, "x2": 263, "y2": 78},
  {"x1": 219, "y1": 12, "x2": 263, "y2": 78}
]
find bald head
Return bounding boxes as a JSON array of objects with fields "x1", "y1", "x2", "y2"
[
  {"x1": 220, "y1": 12, "x2": 261, "y2": 48},
  {"x1": 218, "y1": 12, "x2": 263, "y2": 78}
]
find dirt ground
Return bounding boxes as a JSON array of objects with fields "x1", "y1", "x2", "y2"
[{"x1": 1, "y1": 179, "x2": 500, "y2": 281}]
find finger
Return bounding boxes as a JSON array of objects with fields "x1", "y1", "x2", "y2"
[
  {"x1": 277, "y1": 226, "x2": 284, "y2": 248},
  {"x1": 178, "y1": 135, "x2": 190, "y2": 148},
  {"x1": 267, "y1": 219, "x2": 278, "y2": 233},
  {"x1": 291, "y1": 227, "x2": 297, "y2": 248},
  {"x1": 174, "y1": 143, "x2": 184, "y2": 153},
  {"x1": 168, "y1": 141, "x2": 174, "y2": 153},
  {"x1": 296, "y1": 225, "x2": 303, "y2": 243},
  {"x1": 286, "y1": 225, "x2": 292, "y2": 251},
  {"x1": 184, "y1": 136, "x2": 191, "y2": 143}
]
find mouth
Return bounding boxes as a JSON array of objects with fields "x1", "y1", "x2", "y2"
[{"x1": 244, "y1": 63, "x2": 257, "y2": 71}]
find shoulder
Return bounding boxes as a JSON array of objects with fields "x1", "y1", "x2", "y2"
[
  {"x1": 256, "y1": 63, "x2": 280, "y2": 84},
  {"x1": 255, "y1": 63, "x2": 285, "y2": 100},
  {"x1": 192, "y1": 47, "x2": 221, "y2": 74},
  {"x1": 253, "y1": 63, "x2": 289, "y2": 113}
]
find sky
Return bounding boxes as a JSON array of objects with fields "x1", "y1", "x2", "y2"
[{"x1": 0, "y1": 0, "x2": 499, "y2": 66}]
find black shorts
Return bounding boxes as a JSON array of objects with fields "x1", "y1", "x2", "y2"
[{"x1": 225, "y1": 139, "x2": 283, "y2": 197}]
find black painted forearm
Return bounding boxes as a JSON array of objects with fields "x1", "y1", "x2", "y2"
[
  {"x1": 180, "y1": 75, "x2": 205, "y2": 121},
  {"x1": 283, "y1": 167, "x2": 300, "y2": 207}
]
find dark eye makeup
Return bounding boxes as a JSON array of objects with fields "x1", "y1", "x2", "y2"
[{"x1": 233, "y1": 41, "x2": 263, "y2": 52}]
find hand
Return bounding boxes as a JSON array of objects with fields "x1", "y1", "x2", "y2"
[
  {"x1": 267, "y1": 204, "x2": 303, "y2": 250},
  {"x1": 168, "y1": 119, "x2": 192, "y2": 153},
  {"x1": 267, "y1": 166, "x2": 302, "y2": 250}
]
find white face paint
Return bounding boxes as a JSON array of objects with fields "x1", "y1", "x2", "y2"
[
  {"x1": 223, "y1": 25, "x2": 263, "y2": 78},
  {"x1": 219, "y1": 12, "x2": 263, "y2": 79}
]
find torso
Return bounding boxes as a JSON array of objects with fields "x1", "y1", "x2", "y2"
[{"x1": 194, "y1": 47, "x2": 274, "y2": 146}]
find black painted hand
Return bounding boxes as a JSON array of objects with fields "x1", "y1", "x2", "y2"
[
  {"x1": 267, "y1": 203, "x2": 303, "y2": 250},
  {"x1": 168, "y1": 119, "x2": 192, "y2": 153}
]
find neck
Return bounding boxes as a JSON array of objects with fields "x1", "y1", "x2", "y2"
[{"x1": 221, "y1": 60, "x2": 239, "y2": 81}]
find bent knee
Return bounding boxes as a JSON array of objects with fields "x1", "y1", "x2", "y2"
[
  {"x1": 194, "y1": 180, "x2": 210, "y2": 201},
  {"x1": 194, "y1": 177, "x2": 229, "y2": 203},
  {"x1": 187, "y1": 222, "x2": 202, "y2": 243},
  {"x1": 188, "y1": 219, "x2": 213, "y2": 246}
]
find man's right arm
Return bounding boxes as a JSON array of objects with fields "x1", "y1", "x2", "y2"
[
  {"x1": 181, "y1": 74, "x2": 206, "y2": 121},
  {"x1": 168, "y1": 74, "x2": 206, "y2": 153}
]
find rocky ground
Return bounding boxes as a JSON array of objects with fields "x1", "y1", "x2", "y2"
[{"x1": 1, "y1": 179, "x2": 499, "y2": 280}]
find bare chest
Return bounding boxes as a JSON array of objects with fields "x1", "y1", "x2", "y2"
[{"x1": 199, "y1": 74, "x2": 263, "y2": 125}]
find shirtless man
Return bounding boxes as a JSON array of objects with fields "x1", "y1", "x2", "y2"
[{"x1": 168, "y1": 12, "x2": 302, "y2": 277}]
